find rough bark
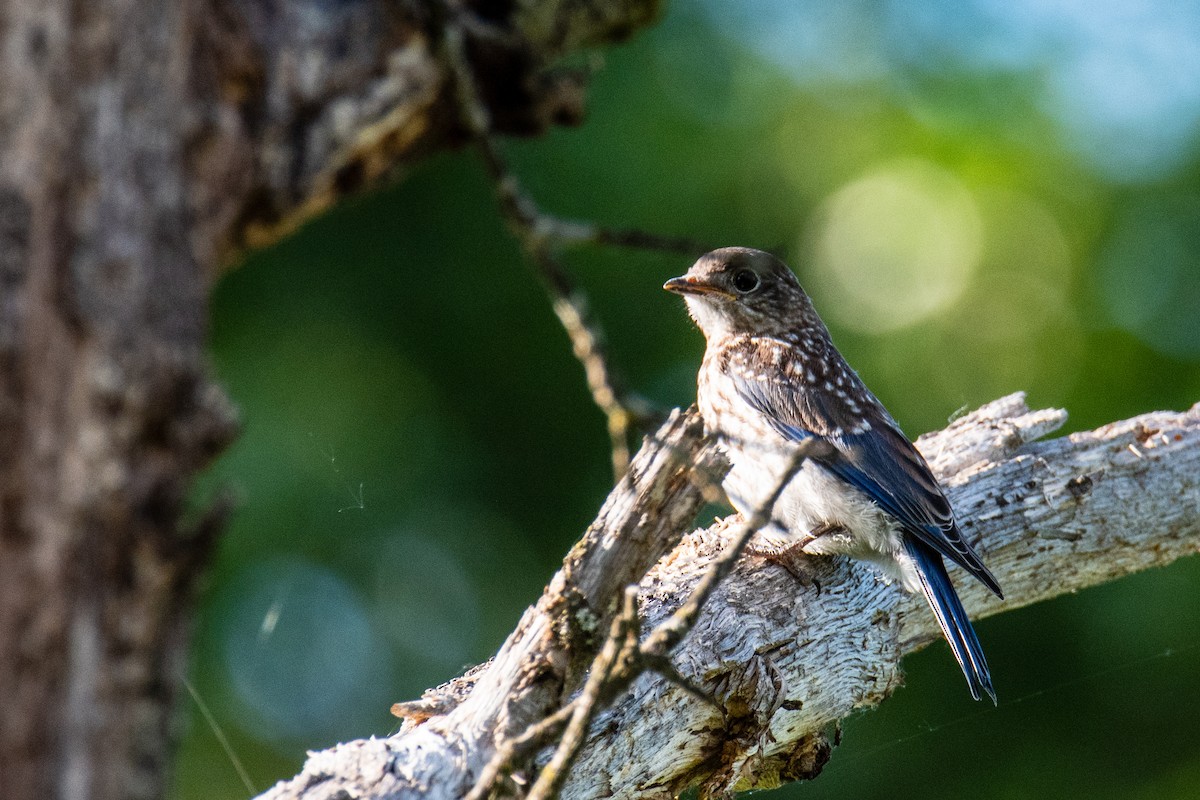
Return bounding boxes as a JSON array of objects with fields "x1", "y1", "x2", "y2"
[
  {"x1": 0, "y1": 2, "x2": 663, "y2": 799},
  {"x1": 257, "y1": 393, "x2": 1200, "y2": 800}
]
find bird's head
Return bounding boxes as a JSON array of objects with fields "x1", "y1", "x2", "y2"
[{"x1": 664, "y1": 247, "x2": 820, "y2": 340}]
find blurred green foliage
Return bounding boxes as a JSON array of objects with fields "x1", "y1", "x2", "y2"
[{"x1": 173, "y1": 2, "x2": 1200, "y2": 798}]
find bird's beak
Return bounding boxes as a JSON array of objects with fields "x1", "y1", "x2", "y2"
[{"x1": 663, "y1": 275, "x2": 733, "y2": 299}]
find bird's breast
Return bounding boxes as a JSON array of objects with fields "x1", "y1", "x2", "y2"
[{"x1": 698, "y1": 361, "x2": 916, "y2": 589}]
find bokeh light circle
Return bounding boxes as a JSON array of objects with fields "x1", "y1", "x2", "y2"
[
  {"x1": 807, "y1": 159, "x2": 983, "y2": 333},
  {"x1": 221, "y1": 558, "x2": 380, "y2": 741},
  {"x1": 1097, "y1": 197, "x2": 1200, "y2": 360},
  {"x1": 371, "y1": 530, "x2": 480, "y2": 673}
]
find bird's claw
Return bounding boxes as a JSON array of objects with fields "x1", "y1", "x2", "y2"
[{"x1": 747, "y1": 522, "x2": 847, "y2": 588}]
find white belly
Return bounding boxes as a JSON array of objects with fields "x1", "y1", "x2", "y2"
[
  {"x1": 697, "y1": 353, "x2": 920, "y2": 591},
  {"x1": 721, "y1": 438, "x2": 921, "y2": 593}
]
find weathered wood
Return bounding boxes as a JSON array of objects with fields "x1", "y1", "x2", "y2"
[{"x1": 257, "y1": 394, "x2": 1200, "y2": 800}]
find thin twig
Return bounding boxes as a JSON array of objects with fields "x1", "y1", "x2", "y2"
[
  {"x1": 462, "y1": 423, "x2": 724, "y2": 800},
  {"x1": 464, "y1": 703, "x2": 576, "y2": 800},
  {"x1": 439, "y1": 4, "x2": 631, "y2": 478},
  {"x1": 437, "y1": 1, "x2": 701, "y2": 480},
  {"x1": 594, "y1": 227, "x2": 711, "y2": 254},
  {"x1": 414, "y1": 424, "x2": 770, "y2": 800},
  {"x1": 526, "y1": 587, "x2": 642, "y2": 800},
  {"x1": 545, "y1": 441, "x2": 826, "y2": 800},
  {"x1": 468, "y1": 436, "x2": 828, "y2": 800}
]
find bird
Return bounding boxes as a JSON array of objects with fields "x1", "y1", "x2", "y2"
[{"x1": 664, "y1": 246, "x2": 1002, "y2": 703}]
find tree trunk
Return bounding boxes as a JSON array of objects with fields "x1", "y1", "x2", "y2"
[{"x1": 0, "y1": 2, "x2": 663, "y2": 798}]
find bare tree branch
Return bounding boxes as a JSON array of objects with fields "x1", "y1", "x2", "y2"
[
  {"x1": 524, "y1": 587, "x2": 643, "y2": 800},
  {"x1": 256, "y1": 393, "x2": 1200, "y2": 800}
]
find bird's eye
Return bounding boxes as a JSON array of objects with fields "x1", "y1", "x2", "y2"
[{"x1": 732, "y1": 269, "x2": 760, "y2": 293}]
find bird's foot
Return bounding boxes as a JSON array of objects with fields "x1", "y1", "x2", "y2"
[
  {"x1": 747, "y1": 523, "x2": 848, "y2": 587},
  {"x1": 799, "y1": 521, "x2": 850, "y2": 553},
  {"x1": 747, "y1": 540, "x2": 816, "y2": 585}
]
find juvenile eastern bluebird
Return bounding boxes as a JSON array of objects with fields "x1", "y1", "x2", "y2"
[{"x1": 665, "y1": 247, "x2": 1002, "y2": 702}]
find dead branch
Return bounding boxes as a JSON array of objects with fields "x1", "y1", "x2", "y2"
[
  {"x1": 256, "y1": 393, "x2": 1200, "y2": 800},
  {"x1": 439, "y1": 0, "x2": 704, "y2": 480},
  {"x1": 467, "y1": 437, "x2": 831, "y2": 800}
]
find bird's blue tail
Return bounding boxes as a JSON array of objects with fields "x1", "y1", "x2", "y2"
[{"x1": 905, "y1": 539, "x2": 996, "y2": 704}]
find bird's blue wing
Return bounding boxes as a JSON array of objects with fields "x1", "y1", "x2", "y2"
[{"x1": 727, "y1": 338, "x2": 1002, "y2": 598}]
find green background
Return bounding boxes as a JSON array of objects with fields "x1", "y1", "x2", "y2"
[{"x1": 175, "y1": 2, "x2": 1200, "y2": 798}]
